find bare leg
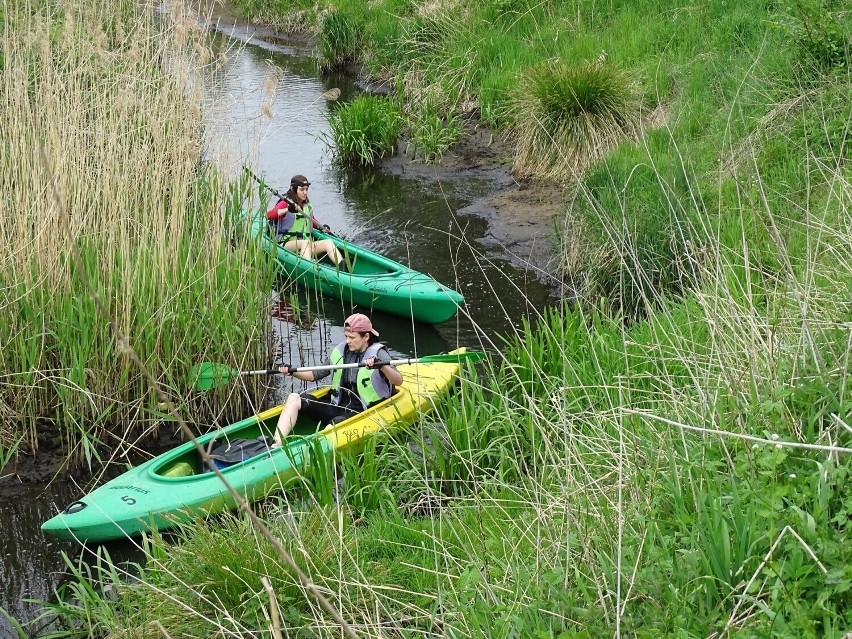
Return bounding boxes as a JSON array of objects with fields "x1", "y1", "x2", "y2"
[
  {"x1": 274, "y1": 393, "x2": 302, "y2": 446},
  {"x1": 283, "y1": 239, "x2": 305, "y2": 255},
  {"x1": 313, "y1": 239, "x2": 344, "y2": 265},
  {"x1": 291, "y1": 239, "x2": 343, "y2": 267}
]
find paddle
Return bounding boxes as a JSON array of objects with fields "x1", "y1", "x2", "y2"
[
  {"x1": 242, "y1": 166, "x2": 334, "y2": 235},
  {"x1": 243, "y1": 165, "x2": 285, "y2": 200},
  {"x1": 191, "y1": 351, "x2": 486, "y2": 392}
]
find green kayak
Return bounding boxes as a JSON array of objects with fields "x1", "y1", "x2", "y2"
[
  {"x1": 245, "y1": 210, "x2": 465, "y2": 324},
  {"x1": 41, "y1": 351, "x2": 464, "y2": 542}
]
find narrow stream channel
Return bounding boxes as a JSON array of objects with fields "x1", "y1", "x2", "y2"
[{"x1": 0, "y1": 22, "x2": 558, "y2": 637}]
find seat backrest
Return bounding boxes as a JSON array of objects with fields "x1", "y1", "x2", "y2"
[{"x1": 209, "y1": 437, "x2": 273, "y2": 465}]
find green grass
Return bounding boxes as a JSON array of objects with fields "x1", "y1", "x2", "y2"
[
  {"x1": 55, "y1": 173, "x2": 851, "y2": 633},
  {"x1": 317, "y1": 7, "x2": 364, "y2": 73},
  {"x1": 33, "y1": 283, "x2": 852, "y2": 633},
  {"x1": 235, "y1": 0, "x2": 324, "y2": 33},
  {"x1": 237, "y1": 0, "x2": 851, "y2": 319},
  {"x1": 404, "y1": 99, "x2": 463, "y2": 163},
  {"x1": 325, "y1": 95, "x2": 403, "y2": 166},
  {"x1": 0, "y1": 0, "x2": 275, "y2": 463},
  {"x1": 509, "y1": 60, "x2": 641, "y2": 180},
  {"x1": 0, "y1": 434, "x2": 23, "y2": 481}
]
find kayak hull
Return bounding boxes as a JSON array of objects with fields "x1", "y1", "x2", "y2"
[
  {"x1": 41, "y1": 351, "x2": 464, "y2": 542},
  {"x1": 246, "y1": 211, "x2": 465, "y2": 323}
]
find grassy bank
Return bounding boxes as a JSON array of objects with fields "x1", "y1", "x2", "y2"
[
  {"x1": 34, "y1": 145, "x2": 852, "y2": 635},
  {"x1": 237, "y1": 0, "x2": 850, "y2": 320},
  {"x1": 37, "y1": 189, "x2": 852, "y2": 635},
  {"x1": 0, "y1": 0, "x2": 274, "y2": 464}
]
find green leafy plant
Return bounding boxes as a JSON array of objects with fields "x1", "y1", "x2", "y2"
[
  {"x1": 325, "y1": 95, "x2": 402, "y2": 166},
  {"x1": 509, "y1": 60, "x2": 641, "y2": 180},
  {"x1": 782, "y1": 0, "x2": 850, "y2": 70}
]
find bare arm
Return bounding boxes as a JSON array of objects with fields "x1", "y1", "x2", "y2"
[
  {"x1": 279, "y1": 365, "x2": 316, "y2": 382},
  {"x1": 378, "y1": 363, "x2": 403, "y2": 387},
  {"x1": 363, "y1": 357, "x2": 403, "y2": 387}
]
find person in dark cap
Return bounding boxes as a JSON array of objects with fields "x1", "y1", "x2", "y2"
[
  {"x1": 265, "y1": 174, "x2": 347, "y2": 271},
  {"x1": 273, "y1": 313, "x2": 403, "y2": 445}
]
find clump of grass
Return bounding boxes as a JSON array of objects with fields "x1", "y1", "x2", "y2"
[
  {"x1": 325, "y1": 95, "x2": 403, "y2": 166},
  {"x1": 340, "y1": 436, "x2": 396, "y2": 516},
  {"x1": 404, "y1": 99, "x2": 463, "y2": 163},
  {"x1": 509, "y1": 60, "x2": 641, "y2": 180},
  {"x1": 31, "y1": 546, "x2": 143, "y2": 637},
  {"x1": 0, "y1": 0, "x2": 273, "y2": 461},
  {"x1": 235, "y1": 0, "x2": 320, "y2": 34},
  {"x1": 395, "y1": 4, "x2": 487, "y2": 118},
  {"x1": 317, "y1": 8, "x2": 364, "y2": 74}
]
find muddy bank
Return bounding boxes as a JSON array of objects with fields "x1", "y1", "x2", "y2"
[
  {"x1": 0, "y1": 427, "x2": 186, "y2": 491},
  {"x1": 380, "y1": 120, "x2": 570, "y2": 294},
  {"x1": 200, "y1": 5, "x2": 569, "y2": 293}
]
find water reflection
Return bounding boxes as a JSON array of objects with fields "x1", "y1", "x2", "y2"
[
  {"x1": 332, "y1": 169, "x2": 553, "y2": 346},
  {"x1": 0, "y1": 479, "x2": 145, "y2": 638}
]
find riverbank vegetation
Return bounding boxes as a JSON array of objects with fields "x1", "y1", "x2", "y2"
[
  {"x1": 10, "y1": 0, "x2": 852, "y2": 636},
  {"x1": 37, "y1": 246, "x2": 852, "y2": 636},
  {"x1": 0, "y1": 0, "x2": 274, "y2": 465},
  {"x1": 240, "y1": 0, "x2": 850, "y2": 318}
]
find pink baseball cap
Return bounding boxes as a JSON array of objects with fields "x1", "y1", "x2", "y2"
[{"x1": 344, "y1": 313, "x2": 379, "y2": 336}]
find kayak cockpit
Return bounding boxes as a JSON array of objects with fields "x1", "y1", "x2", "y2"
[
  {"x1": 310, "y1": 237, "x2": 402, "y2": 277},
  {"x1": 149, "y1": 407, "x2": 325, "y2": 479},
  {"x1": 149, "y1": 385, "x2": 411, "y2": 480}
]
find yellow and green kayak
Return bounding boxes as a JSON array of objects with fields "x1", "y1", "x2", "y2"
[{"x1": 41, "y1": 350, "x2": 465, "y2": 542}]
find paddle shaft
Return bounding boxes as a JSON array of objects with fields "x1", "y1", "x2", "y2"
[
  {"x1": 191, "y1": 351, "x2": 481, "y2": 390},
  {"x1": 244, "y1": 166, "x2": 284, "y2": 199},
  {"x1": 239, "y1": 357, "x2": 452, "y2": 377}
]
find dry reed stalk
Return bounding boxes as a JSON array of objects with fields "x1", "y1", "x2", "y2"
[
  {"x1": 2, "y1": 0, "x2": 208, "y2": 294},
  {"x1": 0, "y1": 0, "x2": 261, "y2": 439}
]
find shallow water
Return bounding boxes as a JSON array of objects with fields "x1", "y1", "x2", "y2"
[{"x1": 0, "y1": 25, "x2": 557, "y2": 637}]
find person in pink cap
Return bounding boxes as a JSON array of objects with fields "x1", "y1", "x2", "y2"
[{"x1": 273, "y1": 313, "x2": 403, "y2": 445}]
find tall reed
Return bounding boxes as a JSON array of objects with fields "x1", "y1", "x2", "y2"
[{"x1": 0, "y1": 0, "x2": 273, "y2": 461}]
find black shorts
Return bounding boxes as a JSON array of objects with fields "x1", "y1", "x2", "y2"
[{"x1": 299, "y1": 392, "x2": 360, "y2": 426}]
